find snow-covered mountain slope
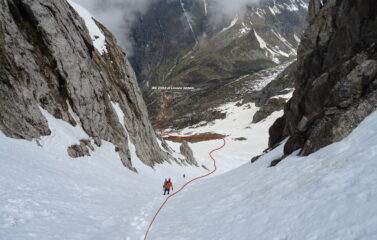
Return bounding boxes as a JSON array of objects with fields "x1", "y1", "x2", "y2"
[
  {"x1": 148, "y1": 109, "x2": 377, "y2": 240},
  {"x1": 2, "y1": 94, "x2": 376, "y2": 240},
  {"x1": 0, "y1": 110, "x2": 207, "y2": 239}
]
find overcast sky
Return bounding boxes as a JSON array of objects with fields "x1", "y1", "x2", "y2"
[{"x1": 71, "y1": 0, "x2": 262, "y2": 53}]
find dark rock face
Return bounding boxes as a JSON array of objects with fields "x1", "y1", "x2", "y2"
[
  {"x1": 269, "y1": 155, "x2": 286, "y2": 167},
  {"x1": 253, "y1": 97, "x2": 287, "y2": 123},
  {"x1": 252, "y1": 62, "x2": 297, "y2": 123},
  {"x1": 67, "y1": 139, "x2": 94, "y2": 158},
  {"x1": 269, "y1": 0, "x2": 377, "y2": 156},
  {"x1": 254, "y1": 62, "x2": 297, "y2": 107},
  {"x1": 0, "y1": 0, "x2": 173, "y2": 170},
  {"x1": 179, "y1": 141, "x2": 198, "y2": 166},
  {"x1": 130, "y1": 0, "x2": 206, "y2": 84}
]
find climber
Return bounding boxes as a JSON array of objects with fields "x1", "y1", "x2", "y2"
[
  {"x1": 162, "y1": 179, "x2": 167, "y2": 195},
  {"x1": 163, "y1": 178, "x2": 173, "y2": 195}
]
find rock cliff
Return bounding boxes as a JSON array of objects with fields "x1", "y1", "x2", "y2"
[
  {"x1": 180, "y1": 141, "x2": 198, "y2": 167},
  {"x1": 269, "y1": 0, "x2": 377, "y2": 156},
  {"x1": 0, "y1": 0, "x2": 177, "y2": 170}
]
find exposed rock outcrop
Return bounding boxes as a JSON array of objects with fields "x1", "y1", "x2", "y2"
[
  {"x1": 254, "y1": 62, "x2": 297, "y2": 107},
  {"x1": 158, "y1": 136, "x2": 175, "y2": 154},
  {"x1": 180, "y1": 141, "x2": 198, "y2": 167},
  {"x1": 0, "y1": 0, "x2": 172, "y2": 170},
  {"x1": 269, "y1": 0, "x2": 377, "y2": 156},
  {"x1": 253, "y1": 97, "x2": 287, "y2": 123},
  {"x1": 251, "y1": 62, "x2": 296, "y2": 123},
  {"x1": 67, "y1": 139, "x2": 94, "y2": 158}
]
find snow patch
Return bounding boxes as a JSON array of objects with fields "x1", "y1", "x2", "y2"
[
  {"x1": 271, "y1": 88, "x2": 295, "y2": 100},
  {"x1": 271, "y1": 29, "x2": 297, "y2": 55},
  {"x1": 269, "y1": 5, "x2": 281, "y2": 15},
  {"x1": 294, "y1": 33, "x2": 301, "y2": 43},
  {"x1": 203, "y1": 0, "x2": 208, "y2": 16},
  {"x1": 180, "y1": 0, "x2": 198, "y2": 44},
  {"x1": 254, "y1": 30, "x2": 280, "y2": 63},
  {"x1": 111, "y1": 102, "x2": 126, "y2": 128},
  {"x1": 238, "y1": 22, "x2": 251, "y2": 35},
  {"x1": 67, "y1": 0, "x2": 107, "y2": 54},
  {"x1": 284, "y1": 2, "x2": 299, "y2": 11},
  {"x1": 221, "y1": 17, "x2": 239, "y2": 32}
]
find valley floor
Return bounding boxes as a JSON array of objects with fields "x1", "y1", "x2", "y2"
[{"x1": 169, "y1": 101, "x2": 285, "y2": 175}]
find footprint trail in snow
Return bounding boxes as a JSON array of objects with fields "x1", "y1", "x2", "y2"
[{"x1": 143, "y1": 91, "x2": 226, "y2": 240}]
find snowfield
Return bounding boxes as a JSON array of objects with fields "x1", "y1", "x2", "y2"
[
  {"x1": 170, "y1": 101, "x2": 288, "y2": 175},
  {"x1": 1, "y1": 105, "x2": 377, "y2": 239},
  {"x1": 0, "y1": 110, "x2": 206, "y2": 240},
  {"x1": 149, "y1": 110, "x2": 377, "y2": 240}
]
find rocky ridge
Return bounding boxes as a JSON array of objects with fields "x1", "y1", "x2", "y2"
[
  {"x1": 269, "y1": 0, "x2": 377, "y2": 158},
  {"x1": 0, "y1": 0, "x2": 197, "y2": 170}
]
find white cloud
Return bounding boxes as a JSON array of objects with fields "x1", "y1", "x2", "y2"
[
  {"x1": 71, "y1": 0, "x2": 155, "y2": 53},
  {"x1": 209, "y1": 0, "x2": 261, "y2": 18},
  {"x1": 71, "y1": 0, "x2": 262, "y2": 53}
]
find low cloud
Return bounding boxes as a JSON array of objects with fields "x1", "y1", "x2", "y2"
[
  {"x1": 208, "y1": 0, "x2": 261, "y2": 18},
  {"x1": 71, "y1": 0, "x2": 155, "y2": 53},
  {"x1": 71, "y1": 0, "x2": 262, "y2": 53}
]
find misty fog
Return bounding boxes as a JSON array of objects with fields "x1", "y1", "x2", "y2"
[{"x1": 71, "y1": 0, "x2": 262, "y2": 53}]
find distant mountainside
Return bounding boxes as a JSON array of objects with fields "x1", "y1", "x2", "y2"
[{"x1": 129, "y1": 0, "x2": 309, "y2": 128}]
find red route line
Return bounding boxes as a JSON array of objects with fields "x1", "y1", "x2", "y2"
[{"x1": 143, "y1": 91, "x2": 226, "y2": 240}]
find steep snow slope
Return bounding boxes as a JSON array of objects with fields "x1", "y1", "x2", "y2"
[
  {"x1": 0, "y1": 111, "x2": 206, "y2": 239},
  {"x1": 67, "y1": 0, "x2": 107, "y2": 54},
  {"x1": 148, "y1": 110, "x2": 377, "y2": 240},
  {"x1": 2, "y1": 99, "x2": 375, "y2": 240}
]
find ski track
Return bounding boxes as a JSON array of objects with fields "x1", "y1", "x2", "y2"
[{"x1": 143, "y1": 91, "x2": 227, "y2": 240}]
